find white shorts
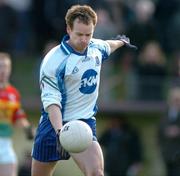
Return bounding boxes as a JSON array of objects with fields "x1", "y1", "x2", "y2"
[{"x1": 0, "y1": 138, "x2": 17, "y2": 164}]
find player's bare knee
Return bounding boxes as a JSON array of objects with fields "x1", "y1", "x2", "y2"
[
  {"x1": 85, "y1": 168, "x2": 104, "y2": 176},
  {"x1": 94, "y1": 170, "x2": 104, "y2": 176},
  {"x1": 95, "y1": 168, "x2": 104, "y2": 176}
]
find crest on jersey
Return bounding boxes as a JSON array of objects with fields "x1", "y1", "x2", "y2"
[
  {"x1": 79, "y1": 69, "x2": 98, "y2": 94},
  {"x1": 72, "y1": 66, "x2": 79, "y2": 74},
  {"x1": 95, "y1": 56, "x2": 100, "y2": 66}
]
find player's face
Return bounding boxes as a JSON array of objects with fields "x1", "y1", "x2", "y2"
[
  {"x1": 67, "y1": 18, "x2": 95, "y2": 53},
  {"x1": 0, "y1": 59, "x2": 11, "y2": 84}
]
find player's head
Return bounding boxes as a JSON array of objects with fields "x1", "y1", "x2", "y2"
[
  {"x1": 65, "y1": 5, "x2": 97, "y2": 52},
  {"x1": 65, "y1": 5, "x2": 97, "y2": 29},
  {"x1": 0, "y1": 52, "x2": 12, "y2": 85}
]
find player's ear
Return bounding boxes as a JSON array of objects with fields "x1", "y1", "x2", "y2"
[{"x1": 66, "y1": 26, "x2": 71, "y2": 35}]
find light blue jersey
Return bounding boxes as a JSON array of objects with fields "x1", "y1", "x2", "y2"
[
  {"x1": 40, "y1": 35, "x2": 111, "y2": 121},
  {"x1": 32, "y1": 35, "x2": 111, "y2": 162}
]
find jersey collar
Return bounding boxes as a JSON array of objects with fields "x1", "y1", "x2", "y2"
[{"x1": 60, "y1": 35, "x2": 88, "y2": 56}]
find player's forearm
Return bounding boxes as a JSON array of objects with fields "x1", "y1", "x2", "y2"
[
  {"x1": 47, "y1": 104, "x2": 63, "y2": 132},
  {"x1": 106, "y1": 40, "x2": 124, "y2": 53}
]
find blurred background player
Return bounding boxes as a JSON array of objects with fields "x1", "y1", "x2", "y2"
[
  {"x1": 0, "y1": 52, "x2": 34, "y2": 176},
  {"x1": 136, "y1": 41, "x2": 167, "y2": 101},
  {"x1": 158, "y1": 87, "x2": 180, "y2": 176},
  {"x1": 99, "y1": 114, "x2": 143, "y2": 176}
]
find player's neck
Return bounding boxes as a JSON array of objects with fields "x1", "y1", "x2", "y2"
[{"x1": 67, "y1": 40, "x2": 86, "y2": 54}]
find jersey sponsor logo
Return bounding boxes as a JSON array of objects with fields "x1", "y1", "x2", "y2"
[{"x1": 79, "y1": 69, "x2": 98, "y2": 94}]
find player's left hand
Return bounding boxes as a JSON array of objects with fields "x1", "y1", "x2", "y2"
[
  {"x1": 113, "y1": 34, "x2": 138, "y2": 50},
  {"x1": 56, "y1": 129, "x2": 70, "y2": 159}
]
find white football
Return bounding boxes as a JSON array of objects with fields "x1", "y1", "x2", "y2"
[{"x1": 59, "y1": 120, "x2": 93, "y2": 153}]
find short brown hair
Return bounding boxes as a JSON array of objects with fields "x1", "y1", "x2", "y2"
[{"x1": 65, "y1": 5, "x2": 97, "y2": 29}]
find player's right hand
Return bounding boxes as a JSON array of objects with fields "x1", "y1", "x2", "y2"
[{"x1": 56, "y1": 129, "x2": 70, "y2": 159}]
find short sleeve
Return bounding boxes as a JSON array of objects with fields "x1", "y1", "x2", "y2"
[{"x1": 90, "y1": 39, "x2": 111, "y2": 61}]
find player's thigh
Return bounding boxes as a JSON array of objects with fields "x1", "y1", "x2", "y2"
[
  {"x1": 0, "y1": 163, "x2": 17, "y2": 176},
  {"x1": 31, "y1": 158, "x2": 58, "y2": 176},
  {"x1": 71, "y1": 141, "x2": 104, "y2": 174}
]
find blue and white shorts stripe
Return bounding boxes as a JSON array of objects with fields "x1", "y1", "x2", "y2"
[{"x1": 32, "y1": 117, "x2": 97, "y2": 162}]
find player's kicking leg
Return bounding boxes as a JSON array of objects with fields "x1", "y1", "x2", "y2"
[{"x1": 71, "y1": 141, "x2": 104, "y2": 176}]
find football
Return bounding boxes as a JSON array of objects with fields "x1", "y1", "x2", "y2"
[{"x1": 59, "y1": 120, "x2": 93, "y2": 153}]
